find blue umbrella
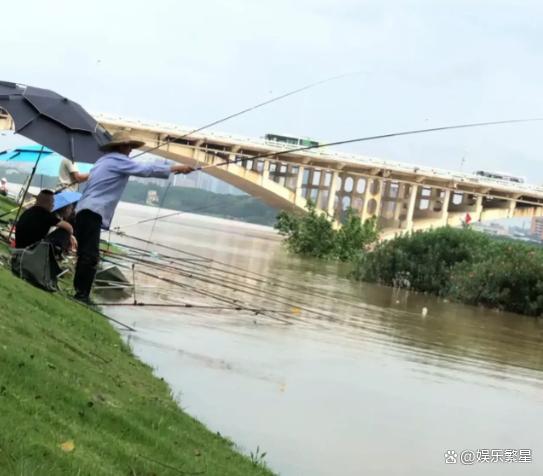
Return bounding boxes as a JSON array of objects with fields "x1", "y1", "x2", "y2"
[
  {"x1": 53, "y1": 191, "x2": 82, "y2": 212},
  {"x1": 0, "y1": 144, "x2": 92, "y2": 176}
]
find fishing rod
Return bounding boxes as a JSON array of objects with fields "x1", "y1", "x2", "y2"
[
  {"x1": 103, "y1": 233, "x2": 421, "y2": 318},
  {"x1": 105, "y1": 247, "x2": 337, "y2": 324},
  {"x1": 112, "y1": 189, "x2": 276, "y2": 231},
  {"x1": 102, "y1": 234, "x2": 408, "y2": 329},
  {"x1": 136, "y1": 72, "x2": 365, "y2": 243},
  {"x1": 130, "y1": 71, "x2": 365, "y2": 161},
  {"x1": 102, "y1": 256, "x2": 296, "y2": 324},
  {"x1": 95, "y1": 301, "x2": 291, "y2": 313},
  {"x1": 197, "y1": 117, "x2": 543, "y2": 171},
  {"x1": 120, "y1": 116, "x2": 543, "y2": 235}
]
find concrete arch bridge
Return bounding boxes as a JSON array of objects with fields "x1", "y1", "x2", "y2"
[{"x1": 2, "y1": 110, "x2": 543, "y2": 236}]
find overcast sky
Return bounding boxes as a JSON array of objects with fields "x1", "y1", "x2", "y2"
[{"x1": 2, "y1": 0, "x2": 543, "y2": 182}]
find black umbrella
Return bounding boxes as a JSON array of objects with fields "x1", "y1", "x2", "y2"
[
  {"x1": 0, "y1": 81, "x2": 111, "y2": 243},
  {"x1": 0, "y1": 80, "x2": 111, "y2": 164}
]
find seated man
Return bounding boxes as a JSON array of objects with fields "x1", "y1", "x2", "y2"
[{"x1": 15, "y1": 190, "x2": 74, "y2": 250}]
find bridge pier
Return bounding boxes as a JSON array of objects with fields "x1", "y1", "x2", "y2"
[
  {"x1": 404, "y1": 184, "x2": 418, "y2": 232},
  {"x1": 327, "y1": 171, "x2": 339, "y2": 216}
]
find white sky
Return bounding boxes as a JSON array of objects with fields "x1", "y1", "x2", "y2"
[{"x1": 2, "y1": 0, "x2": 543, "y2": 182}]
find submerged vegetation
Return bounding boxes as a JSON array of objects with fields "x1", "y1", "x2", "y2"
[
  {"x1": 274, "y1": 201, "x2": 378, "y2": 260},
  {"x1": 354, "y1": 227, "x2": 543, "y2": 316},
  {"x1": 275, "y1": 204, "x2": 543, "y2": 317}
]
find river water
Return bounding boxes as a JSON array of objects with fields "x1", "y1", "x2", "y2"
[{"x1": 103, "y1": 202, "x2": 543, "y2": 476}]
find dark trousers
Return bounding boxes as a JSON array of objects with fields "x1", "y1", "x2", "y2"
[
  {"x1": 44, "y1": 228, "x2": 71, "y2": 259},
  {"x1": 73, "y1": 209, "x2": 102, "y2": 298}
]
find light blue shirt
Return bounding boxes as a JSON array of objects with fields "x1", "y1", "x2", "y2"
[{"x1": 76, "y1": 152, "x2": 171, "y2": 229}]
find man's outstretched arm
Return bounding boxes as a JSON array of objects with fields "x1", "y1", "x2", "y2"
[{"x1": 117, "y1": 159, "x2": 194, "y2": 178}]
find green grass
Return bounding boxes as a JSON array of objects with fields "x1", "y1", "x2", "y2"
[
  {"x1": 0, "y1": 195, "x2": 16, "y2": 219},
  {"x1": 0, "y1": 266, "x2": 275, "y2": 475}
]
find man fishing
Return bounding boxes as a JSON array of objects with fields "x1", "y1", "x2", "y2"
[{"x1": 73, "y1": 131, "x2": 194, "y2": 303}]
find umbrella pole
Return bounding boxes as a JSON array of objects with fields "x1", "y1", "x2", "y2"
[{"x1": 7, "y1": 146, "x2": 45, "y2": 243}]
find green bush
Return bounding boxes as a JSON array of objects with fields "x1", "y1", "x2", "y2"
[
  {"x1": 335, "y1": 212, "x2": 378, "y2": 261},
  {"x1": 275, "y1": 201, "x2": 336, "y2": 258},
  {"x1": 274, "y1": 201, "x2": 378, "y2": 260},
  {"x1": 353, "y1": 226, "x2": 543, "y2": 316},
  {"x1": 353, "y1": 227, "x2": 491, "y2": 295},
  {"x1": 448, "y1": 242, "x2": 543, "y2": 316}
]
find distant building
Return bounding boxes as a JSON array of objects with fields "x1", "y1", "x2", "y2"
[{"x1": 531, "y1": 217, "x2": 543, "y2": 240}]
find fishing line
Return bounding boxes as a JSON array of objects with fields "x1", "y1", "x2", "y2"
[
  {"x1": 132, "y1": 116, "x2": 543, "y2": 275},
  {"x1": 102, "y1": 234, "x2": 420, "y2": 318},
  {"x1": 130, "y1": 71, "x2": 365, "y2": 161},
  {"x1": 199, "y1": 117, "x2": 543, "y2": 171},
  {"x1": 101, "y1": 255, "x2": 295, "y2": 324},
  {"x1": 101, "y1": 235, "x2": 417, "y2": 333},
  {"x1": 95, "y1": 301, "x2": 289, "y2": 313},
  {"x1": 104, "y1": 248, "x2": 338, "y2": 324},
  {"x1": 139, "y1": 72, "x2": 364, "y2": 243},
  {"x1": 113, "y1": 189, "x2": 274, "y2": 231}
]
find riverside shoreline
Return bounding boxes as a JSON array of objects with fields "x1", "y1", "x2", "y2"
[{"x1": 0, "y1": 241, "x2": 274, "y2": 475}]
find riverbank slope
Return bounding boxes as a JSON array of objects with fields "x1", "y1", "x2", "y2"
[{"x1": 0, "y1": 265, "x2": 274, "y2": 475}]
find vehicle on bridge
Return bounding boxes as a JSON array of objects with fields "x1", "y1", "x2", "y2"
[
  {"x1": 474, "y1": 170, "x2": 525, "y2": 184},
  {"x1": 264, "y1": 133, "x2": 319, "y2": 149}
]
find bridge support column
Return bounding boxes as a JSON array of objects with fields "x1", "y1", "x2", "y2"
[
  {"x1": 327, "y1": 171, "x2": 339, "y2": 217},
  {"x1": 404, "y1": 184, "x2": 418, "y2": 232},
  {"x1": 393, "y1": 183, "x2": 406, "y2": 223},
  {"x1": 316, "y1": 171, "x2": 327, "y2": 209},
  {"x1": 508, "y1": 199, "x2": 516, "y2": 218},
  {"x1": 474, "y1": 195, "x2": 483, "y2": 222},
  {"x1": 359, "y1": 178, "x2": 373, "y2": 222},
  {"x1": 295, "y1": 166, "x2": 305, "y2": 198},
  {"x1": 359, "y1": 178, "x2": 383, "y2": 224},
  {"x1": 261, "y1": 160, "x2": 270, "y2": 184},
  {"x1": 440, "y1": 189, "x2": 451, "y2": 226}
]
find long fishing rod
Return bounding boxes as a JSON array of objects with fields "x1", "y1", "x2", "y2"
[
  {"x1": 102, "y1": 233, "x2": 402, "y2": 326},
  {"x1": 130, "y1": 71, "x2": 365, "y2": 160},
  {"x1": 105, "y1": 247, "x2": 336, "y2": 324},
  {"x1": 113, "y1": 189, "x2": 275, "y2": 231},
  {"x1": 95, "y1": 301, "x2": 290, "y2": 313},
  {"x1": 113, "y1": 117, "x2": 543, "y2": 234},
  {"x1": 198, "y1": 117, "x2": 543, "y2": 171},
  {"x1": 141, "y1": 72, "x2": 365, "y2": 244},
  {"x1": 102, "y1": 238, "x2": 349, "y2": 318},
  {"x1": 102, "y1": 256, "x2": 295, "y2": 324}
]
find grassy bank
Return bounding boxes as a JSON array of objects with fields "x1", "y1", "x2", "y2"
[
  {"x1": 0, "y1": 194, "x2": 15, "y2": 217},
  {"x1": 0, "y1": 265, "x2": 274, "y2": 475}
]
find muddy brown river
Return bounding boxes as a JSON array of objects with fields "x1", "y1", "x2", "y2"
[{"x1": 103, "y1": 202, "x2": 543, "y2": 476}]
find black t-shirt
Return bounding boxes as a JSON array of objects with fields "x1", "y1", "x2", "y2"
[{"x1": 15, "y1": 206, "x2": 60, "y2": 249}]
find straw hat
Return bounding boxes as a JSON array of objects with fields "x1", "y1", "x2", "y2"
[{"x1": 100, "y1": 131, "x2": 145, "y2": 151}]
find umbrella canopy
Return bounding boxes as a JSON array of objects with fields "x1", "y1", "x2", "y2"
[
  {"x1": 0, "y1": 145, "x2": 92, "y2": 177},
  {"x1": 53, "y1": 191, "x2": 82, "y2": 212},
  {"x1": 0, "y1": 81, "x2": 111, "y2": 163}
]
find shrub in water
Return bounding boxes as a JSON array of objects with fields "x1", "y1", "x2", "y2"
[{"x1": 275, "y1": 201, "x2": 378, "y2": 260}]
